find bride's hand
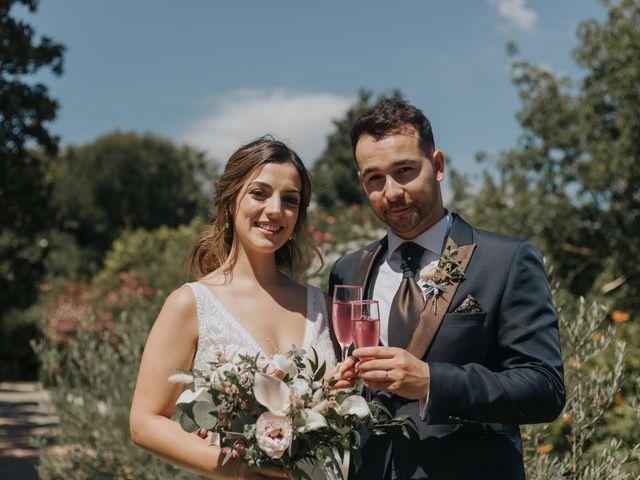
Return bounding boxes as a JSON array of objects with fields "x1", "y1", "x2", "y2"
[{"x1": 325, "y1": 357, "x2": 357, "y2": 390}]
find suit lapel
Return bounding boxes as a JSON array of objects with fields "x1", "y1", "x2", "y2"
[
  {"x1": 353, "y1": 237, "x2": 387, "y2": 299},
  {"x1": 406, "y1": 215, "x2": 477, "y2": 359}
]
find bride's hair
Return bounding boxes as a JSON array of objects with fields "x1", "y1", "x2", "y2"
[{"x1": 189, "y1": 136, "x2": 320, "y2": 278}]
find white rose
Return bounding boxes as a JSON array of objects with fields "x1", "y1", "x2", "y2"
[
  {"x1": 419, "y1": 260, "x2": 440, "y2": 282},
  {"x1": 293, "y1": 378, "x2": 312, "y2": 398}
]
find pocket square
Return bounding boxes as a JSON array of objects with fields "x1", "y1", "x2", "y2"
[{"x1": 453, "y1": 295, "x2": 482, "y2": 314}]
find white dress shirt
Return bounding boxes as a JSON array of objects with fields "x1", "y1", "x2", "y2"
[{"x1": 372, "y1": 212, "x2": 452, "y2": 346}]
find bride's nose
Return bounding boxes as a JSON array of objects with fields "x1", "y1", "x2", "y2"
[{"x1": 265, "y1": 194, "x2": 283, "y2": 217}]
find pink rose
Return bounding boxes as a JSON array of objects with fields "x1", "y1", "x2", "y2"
[
  {"x1": 255, "y1": 412, "x2": 292, "y2": 459},
  {"x1": 266, "y1": 364, "x2": 286, "y2": 380}
]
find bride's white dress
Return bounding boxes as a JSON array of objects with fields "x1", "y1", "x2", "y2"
[{"x1": 186, "y1": 282, "x2": 343, "y2": 480}]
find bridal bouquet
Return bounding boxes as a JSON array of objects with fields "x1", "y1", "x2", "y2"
[{"x1": 170, "y1": 347, "x2": 408, "y2": 479}]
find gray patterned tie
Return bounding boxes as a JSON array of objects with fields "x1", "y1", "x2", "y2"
[{"x1": 388, "y1": 242, "x2": 425, "y2": 348}]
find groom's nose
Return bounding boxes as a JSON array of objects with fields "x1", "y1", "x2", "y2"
[{"x1": 384, "y1": 176, "x2": 404, "y2": 202}]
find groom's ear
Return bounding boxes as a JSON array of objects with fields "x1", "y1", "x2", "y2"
[{"x1": 432, "y1": 149, "x2": 445, "y2": 182}]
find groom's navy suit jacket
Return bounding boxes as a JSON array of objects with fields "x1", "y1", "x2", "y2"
[{"x1": 329, "y1": 214, "x2": 565, "y2": 480}]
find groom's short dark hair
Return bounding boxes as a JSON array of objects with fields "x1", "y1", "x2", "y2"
[{"x1": 350, "y1": 98, "x2": 435, "y2": 164}]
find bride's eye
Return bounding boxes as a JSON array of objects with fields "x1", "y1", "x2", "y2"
[
  {"x1": 250, "y1": 189, "x2": 267, "y2": 198},
  {"x1": 283, "y1": 195, "x2": 300, "y2": 206}
]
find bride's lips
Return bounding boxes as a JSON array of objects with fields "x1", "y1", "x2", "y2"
[{"x1": 254, "y1": 221, "x2": 285, "y2": 236}]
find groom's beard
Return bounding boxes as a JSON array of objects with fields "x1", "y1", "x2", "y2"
[{"x1": 379, "y1": 195, "x2": 440, "y2": 239}]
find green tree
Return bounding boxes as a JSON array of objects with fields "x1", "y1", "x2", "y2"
[
  {"x1": 0, "y1": 0, "x2": 64, "y2": 316},
  {"x1": 49, "y1": 131, "x2": 215, "y2": 278},
  {"x1": 1, "y1": 0, "x2": 64, "y2": 379},
  {"x1": 312, "y1": 90, "x2": 402, "y2": 209},
  {"x1": 450, "y1": 0, "x2": 639, "y2": 311}
]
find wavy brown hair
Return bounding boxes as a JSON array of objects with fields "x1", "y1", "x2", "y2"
[{"x1": 189, "y1": 136, "x2": 320, "y2": 279}]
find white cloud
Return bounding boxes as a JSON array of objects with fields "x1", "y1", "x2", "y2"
[
  {"x1": 489, "y1": 0, "x2": 538, "y2": 31},
  {"x1": 181, "y1": 89, "x2": 354, "y2": 165}
]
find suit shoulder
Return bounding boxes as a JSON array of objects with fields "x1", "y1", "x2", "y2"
[
  {"x1": 473, "y1": 227, "x2": 527, "y2": 249},
  {"x1": 333, "y1": 239, "x2": 378, "y2": 266},
  {"x1": 471, "y1": 227, "x2": 544, "y2": 264}
]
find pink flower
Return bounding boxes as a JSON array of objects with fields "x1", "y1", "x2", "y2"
[
  {"x1": 221, "y1": 441, "x2": 245, "y2": 459},
  {"x1": 255, "y1": 412, "x2": 292, "y2": 459},
  {"x1": 263, "y1": 354, "x2": 297, "y2": 381},
  {"x1": 266, "y1": 365, "x2": 286, "y2": 380}
]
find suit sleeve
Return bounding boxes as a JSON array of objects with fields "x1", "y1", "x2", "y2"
[{"x1": 423, "y1": 240, "x2": 566, "y2": 425}]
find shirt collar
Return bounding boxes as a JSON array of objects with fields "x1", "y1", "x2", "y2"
[{"x1": 386, "y1": 211, "x2": 452, "y2": 260}]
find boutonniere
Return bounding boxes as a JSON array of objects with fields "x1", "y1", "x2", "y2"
[{"x1": 418, "y1": 246, "x2": 464, "y2": 314}]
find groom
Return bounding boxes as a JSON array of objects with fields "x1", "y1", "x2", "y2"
[{"x1": 330, "y1": 98, "x2": 565, "y2": 479}]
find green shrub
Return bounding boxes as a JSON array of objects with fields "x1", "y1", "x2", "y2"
[
  {"x1": 96, "y1": 219, "x2": 202, "y2": 294},
  {"x1": 523, "y1": 286, "x2": 640, "y2": 478},
  {"x1": 34, "y1": 274, "x2": 197, "y2": 480}
]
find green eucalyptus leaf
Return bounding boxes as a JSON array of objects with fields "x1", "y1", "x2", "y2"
[
  {"x1": 178, "y1": 411, "x2": 199, "y2": 432},
  {"x1": 193, "y1": 401, "x2": 217, "y2": 429}
]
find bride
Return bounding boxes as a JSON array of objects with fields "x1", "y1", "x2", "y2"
[{"x1": 130, "y1": 137, "x2": 348, "y2": 479}]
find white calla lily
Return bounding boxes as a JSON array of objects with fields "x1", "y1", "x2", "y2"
[
  {"x1": 176, "y1": 387, "x2": 209, "y2": 405},
  {"x1": 294, "y1": 408, "x2": 328, "y2": 433},
  {"x1": 337, "y1": 395, "x2": 370, "y2": 419},
  {"x1": 253, "y1": 372, "x2": 291, "y2": 416}
]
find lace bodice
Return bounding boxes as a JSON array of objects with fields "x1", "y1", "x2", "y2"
[
  {"x1": 185, "y1": 282, "x2": 342, "y2": 480},
  {"x1": 186, "y1": 282, "x2": 337, "y2": 372}
]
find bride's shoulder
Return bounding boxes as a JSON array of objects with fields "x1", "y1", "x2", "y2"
[{"x1": 160, "y1": 285, "x2": 198, "y2": 321}]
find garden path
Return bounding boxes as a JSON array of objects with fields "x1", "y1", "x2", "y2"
[{"x1": 0, "y1": 383, "x2": 58, "y2": 480}]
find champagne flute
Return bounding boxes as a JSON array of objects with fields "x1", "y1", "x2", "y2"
[
  {"x1": 351, "y1": 300, "x2": 380, "y2": 401},
  {"x1": 332, "y1": 285, "x2": 363, "y2": 362},
  {"x1": 350, "y1": 300, "x2": 380, "y2": 358}
]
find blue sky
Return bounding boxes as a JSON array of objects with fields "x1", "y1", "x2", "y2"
[{"x1": 21, "y1": 0, "x2": 605, "y2": 181}]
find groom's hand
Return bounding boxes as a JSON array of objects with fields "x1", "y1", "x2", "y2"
[{"x1": 353, "y1": 347, "x2": 430, "y2": 401}]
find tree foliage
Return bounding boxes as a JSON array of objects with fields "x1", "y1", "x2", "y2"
[
  {"x1": 449, "y1": 0, "x2": 640, "y2": 312},
  {"x1": 0, "y1": 0, "x2": 64, "y2": 315},
  {"x1": 49, "y1": 131, "x2": 214, "y2": 277},
  {"x1": 312, "y1": 90, "x2": 402, "y2": 209}
]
